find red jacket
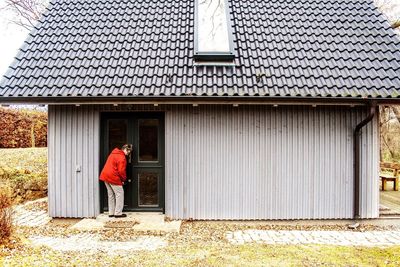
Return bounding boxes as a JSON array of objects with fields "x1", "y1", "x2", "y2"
[{"x1": 100, "y1": 148, "x2": 127, "y2": 186}]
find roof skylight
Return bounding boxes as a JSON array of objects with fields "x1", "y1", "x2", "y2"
[{"x1": 194, "y1": 0, "x2": 234, "y2": 61}]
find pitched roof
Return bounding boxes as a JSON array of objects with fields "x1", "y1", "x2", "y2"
[{"x1": 1, "y1": 0, "x2": 400, "y2": 101}]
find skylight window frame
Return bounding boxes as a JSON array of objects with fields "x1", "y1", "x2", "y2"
[{"x1": 194, "y1": 0, "x2": 235, "y2": 62}]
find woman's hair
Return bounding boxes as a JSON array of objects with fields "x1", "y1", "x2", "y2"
[{"x1": 121, "y1": 144, "x2": 133, "y2": 153}]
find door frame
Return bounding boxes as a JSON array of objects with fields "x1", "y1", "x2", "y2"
[{"x1": 99, "y1": 111, "x2": 165, "y2": 213}]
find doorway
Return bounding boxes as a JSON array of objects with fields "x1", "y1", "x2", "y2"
[{"x1": 100, "y1": 112, "x2": 165, "y2": 212}]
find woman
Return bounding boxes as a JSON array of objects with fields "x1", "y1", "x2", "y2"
[{"x1": 100, "y1": 144, "x2": 133, "y2": 218}]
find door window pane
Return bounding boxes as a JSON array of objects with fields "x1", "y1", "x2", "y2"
[
  {"x1": 139, "y1": 119, "x2": 159, "y2": 162},
  {"x1": 108, "y1": 120, "x2": 127, "y2": 152},
  {"x1": 138, "y1": 172, "x2": 158, "y2": 206}
]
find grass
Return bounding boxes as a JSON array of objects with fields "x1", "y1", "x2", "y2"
[
  {"x1": 1, "y1": 242, "x2": 400, "y2": 266},
  {"x1": 0, "y1": 147, "x2": 47, "y2": 174}
]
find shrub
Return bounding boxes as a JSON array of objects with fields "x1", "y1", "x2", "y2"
[
  {"x1": 0, "y1": 186, "x2": 13, "y2": 245},
  {"x1": 0, "y1": 107, "x2": 47, "y2": 148}
]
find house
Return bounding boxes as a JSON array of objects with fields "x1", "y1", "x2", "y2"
[{"x1": 1, "y1": 0, "x2": 400, "y2": 220}]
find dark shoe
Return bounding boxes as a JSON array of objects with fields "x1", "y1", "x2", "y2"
[
  {"x1": 108, "y1": 215, "x2": 114, "y2": 218},
  {"x1": 114, "y1": 214, "x2": 127, "y2": 218}
]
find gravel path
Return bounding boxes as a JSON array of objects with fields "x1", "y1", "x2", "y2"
[
  {"x1": 13, "y1": 198, "x2": 400, "y2": 250},
  {"x1": 227, "y1": 229, "x2": 400, "y2": 247},
  {"x1": 13, "y1": 198, "x2": 51, "y2": 227}
]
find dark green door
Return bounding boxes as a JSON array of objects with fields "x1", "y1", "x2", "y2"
[{"x1": 100, "y1": 112, "x2": 164, "y2": 212}]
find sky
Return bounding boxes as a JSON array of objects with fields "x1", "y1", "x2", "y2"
[
  {"x1": 0, "y1": 0, "x2": 32, "y2": 77},
  {"x1": 0, "y1": 27, "x2": 27, "y2": 78},
  {"x1": 0, "y1": 0, "x2": 399, "y2": 79}
]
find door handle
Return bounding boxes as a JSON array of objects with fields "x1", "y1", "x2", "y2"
[{"x1": 128, "y1": 179, "x2": 132, "y2": 183}]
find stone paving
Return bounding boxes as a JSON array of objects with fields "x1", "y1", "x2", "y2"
[
  {"x1": 29, "y1": 234, "x2": 167, "y2": 255},
  {"x1": 13, "y1": 198, "x2": 51, "y2": 227},
  {"x1": 226, "y1": 229, "x2": 400, "y2": 247},
  {"x1": 13, "y1": 198, "x2": 171, "y2": 254}
]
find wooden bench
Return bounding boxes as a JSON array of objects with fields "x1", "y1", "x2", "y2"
[{"x1": 380, "y1": 162, "x2": 400, "y2": 191}]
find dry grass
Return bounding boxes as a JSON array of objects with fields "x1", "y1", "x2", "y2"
[
  {"x1": 2, "y1": 236, "x2": 400, "y2": 266},
  {"x1": 0, "y1": 186, "x2": 13, "y2": 245},
  {"x1": 0, "y1": 148, "x2": 47, "y2": 204}
]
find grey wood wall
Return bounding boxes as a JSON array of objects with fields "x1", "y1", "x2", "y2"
[
  {"x1": 164, "y1": 105, "x2": 379, "y2": 219},
  {"x1": 48, "y1": 105, "x2": 100, "y2": 217},
  {"x1": 47, "y1": 104, "x2": 378, "y2": 219}
]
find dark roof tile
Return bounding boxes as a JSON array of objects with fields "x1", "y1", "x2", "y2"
[{"x1": 1, "y1": 0, "x2": 400, "y2": 100}]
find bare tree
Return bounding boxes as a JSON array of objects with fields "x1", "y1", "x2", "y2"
[
  {"x1": 2, "y1": 0, "x2": 48, "y2": 31},
  {"x1": 380, "y1": 106, "x2": 400, "y2": 162},
  {"x1": 392, "y1": 106, "x2": 400, "y2": 123},
  {"x1": 374, "y1": 0, "x2": 400, "y2": 162},
  {"x1": 392, "y1": 20, "x2": 400, "y2": 29}
]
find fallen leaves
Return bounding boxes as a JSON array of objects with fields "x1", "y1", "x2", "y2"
[
  {"x1": 23, "y1": 198, "x2": 48, "y2": 212},
  {"x1": 103, "y1": 220, "x2": 137, "y2": 229},
  {"x1": 3, "y1": 197, "x2": 400, "y2": 266},
  {"x1": 3, "y1": 221, "x2": 400, "y2": 267}
]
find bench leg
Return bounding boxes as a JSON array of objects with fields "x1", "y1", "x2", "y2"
[
  {"x1": 382, "y1": 179, "x2": 386, "y2": 191},
  {"x1": 395, "y1": 178, "x2": 399, "y2": 191}
]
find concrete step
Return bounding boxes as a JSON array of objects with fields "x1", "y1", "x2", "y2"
[
  {"x1": 72, "y1": 213, "x2": 181, "y2": 233},
  {"x1": 96, "y1": 212, "x2": 165, "y2": 224}
]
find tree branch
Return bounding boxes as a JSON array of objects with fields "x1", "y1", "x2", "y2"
[
  {"x1": 4, "y1": 0, "x2": 47, "y2": 31},
  {"x1": 382, "y1": 135, "x2": 396, "y2": 158},
  {"x1": 391, "y1": 106, "x2": 400, "y2": 123}
]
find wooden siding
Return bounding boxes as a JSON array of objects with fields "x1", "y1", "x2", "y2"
[
  {"x1": 47, "y1": 104, "x2": 379, "y2": 219},
  {"x1": 48, "y1": 105, "x2": 100, "y2": 217},
  {"x1": 165, "y1": 105, "x2": 379, "y2": 219}
]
